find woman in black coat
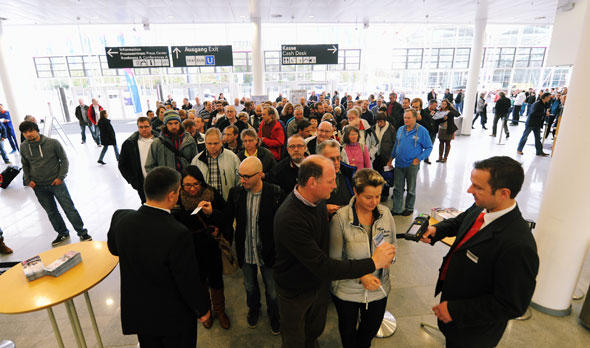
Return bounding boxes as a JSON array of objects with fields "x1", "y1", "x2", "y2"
[
  {"x1": 433, "y1": 99, "x2": 459, "y2": 163},
  {"x1": 172, "y1": 165, "x2": 231, "y2": 330},
  {"x1": 97, "y1": 110, "x2": 119, "y2": 164}
]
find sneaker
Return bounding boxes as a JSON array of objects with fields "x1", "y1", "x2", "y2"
[
  {"x1": 516, "y1": 151, "x2": 524, "y2": 155},
  {"x1": 401, "y1": 210, "x2": 414, "y2": 216},
  {"x1": 247, "y1": 308, "x2": 259, "y2": 329},
  {"x1": 51, "y1": 234, "x2": 70, "y2": 247},
  {"x1": 270, "y1": 317, "x2": 280, "y2": 335},
  {"x1": 97, "y1": 160, "x2": 106, "y2": 165},
  {"x1": 79, "y1": 234, "x2": 93, "y2": 242}
]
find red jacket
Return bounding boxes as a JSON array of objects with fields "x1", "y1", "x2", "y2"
[
  {"x1": 88, "y1": 104, "x2": 104, "y2": 125},
  {"x1": 258, "y1": 120, "x2": 285, "y2": 161}
]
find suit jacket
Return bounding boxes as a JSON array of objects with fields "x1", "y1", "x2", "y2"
[
  {"x1": 432, "y1": 203, "x2": 539, "y2": 348},
  {"x1": 75, "y1": 105, "x2": 89, "y2": 125},
  {"x1": 107, "y1": 205, "x2": 210, "y2": 336},
  {"x1": 224, "y1": 182, "x2": 283, "y2": 267}
]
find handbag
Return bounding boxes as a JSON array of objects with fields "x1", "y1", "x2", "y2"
[{"x1": 195, "y1": 213, "x2": 239, "y2": 275}]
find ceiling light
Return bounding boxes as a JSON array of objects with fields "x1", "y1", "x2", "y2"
[
  {"x1": 271, "y1": 14, "x2": 282, "y2": 18},
  {"x1": 534, "y1": 16, "x2": 546, "y2": 20},
  {"x1": 309, "y1": 15, "x2": 314, "y2": 19}
]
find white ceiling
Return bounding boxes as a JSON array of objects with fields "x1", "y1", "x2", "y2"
[{"x1": 0, "y1": 0, "x2": 562, "y2": 26}]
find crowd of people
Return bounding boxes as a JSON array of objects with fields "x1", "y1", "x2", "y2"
[{"x1": 0, "y1": 87, "x2": 549, "y2": 347}]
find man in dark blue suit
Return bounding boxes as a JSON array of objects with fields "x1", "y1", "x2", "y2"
[
  {"x1": 421, "y1": 156, "x2": 539, "y2": 348},
  {"x1": 107, "y1": 167, "x2": 211, "y2": 347}
]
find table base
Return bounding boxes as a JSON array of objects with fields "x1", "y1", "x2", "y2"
[{"x1": 375, "y1": 311, "x2": 397, "y2": 338}]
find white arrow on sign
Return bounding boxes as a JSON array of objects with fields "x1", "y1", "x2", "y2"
[
  {"x1": 107, "y1": 48, "x2": 119, "y2": 58},
  {"x1": 173, "y1": 47, "x2": 181, "y2": 59},
  {"x1": 328, "y1": 45, "x2": 337, "y2": 54}
]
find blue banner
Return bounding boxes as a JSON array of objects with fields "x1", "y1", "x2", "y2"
[{"x1": 123, "y1": 69, "x2": 142, "y2": 114}]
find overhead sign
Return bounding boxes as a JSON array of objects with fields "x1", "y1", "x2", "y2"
[
  {"x1": 171, "y1": 45, "x2": 233, "y2": 67},
  {"x1": 105, "y1": 46, "x2": 170, "y2": 69},
  {"x1": 281, "y1": 44, "x2": 339, "y2": 65}
]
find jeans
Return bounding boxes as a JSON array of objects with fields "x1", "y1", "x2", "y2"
[
  {"x1": 393, "y1": 164, "x2": 419, "y2": 213},
  {"x1": 79, "y1": 123, "x2": 88, "y2": 142},
  {"x1": 455, "y1": 102, "x2": 463, "y2": 114},
  {"x1": 472, "y1": 111, "x2": 486, "y2": 127},
  {"x1": 526, "y1": 103, "x2": 534, "y2": 116},
  {"x1": 517, "y1": 125, "x2": 543, "y2": 154},
  {"x1": 512, "y1": 105, "x2": 522, "y2": 124},
  {"x1": 33, "y1": 183, "x2": 88, "y2": 236},
  {"x1": 89, "y1": 123, "x2": 101, "y2": 145},
  {"x1": 332, "y1": 295, "x2": 388, "y2": 348},
  {"x1": 98, "y1": 144, "x2": 120, "y2": 162},
  {"x1": 242, "y1": 263, "x2": 279, "y2": 320},
  {"x1": 0, "y1": 139, "x2": 9, "y2": 163},
  {"x1": 277, "y1": 285, "x2": 329, "y2": 348},
  {"x1": 492, "y1": 113, "x2": 509, "y2": 136}
]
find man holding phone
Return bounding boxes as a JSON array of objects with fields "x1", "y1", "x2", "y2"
[{"x1": 420, "y1": 156, "x2": 539, "y2": 348}]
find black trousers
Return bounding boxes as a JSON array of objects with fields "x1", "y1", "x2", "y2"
[
  {"x1": 491, "y1": 113, "x2": 509, "y2": 136},
  {"x1": 137, "y1": 321, "x2": 197, "y2": 348},
  {"x1": 277, "y1": 285, "x2": 329, "y2": 348},
  {"x1": 194, "y1": 232, "x2": 224, "y2": 289},
  {"x1": 511, "y1": 105, "x2": 522, "y2": 124},
  {"x1": 332, "y1": 295, "x2": 388, "y2": 348}
]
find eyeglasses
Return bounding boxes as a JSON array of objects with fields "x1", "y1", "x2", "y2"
[
  {"x1": 288, "y1": 144, "x2": 306, "y2": 149},
  {"x1": 237, "y1": 171, "x2": 260, "y2": 179},
  {"x1": 182, "y1": 182, "x2": 201, "y2": 188}
]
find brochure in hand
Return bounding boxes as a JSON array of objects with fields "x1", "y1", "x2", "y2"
[
  {"x1": 21, "y1": 251, "x2": 82, "y2": 281},
  {"x1": 431, "y1": 207, "x2": 462, "y2": 221}
]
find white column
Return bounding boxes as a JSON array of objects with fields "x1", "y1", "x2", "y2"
[
  {"x1": 530, "y1": 3, "x2": 590, "y2": 316},
  {"x1": 250, "y1": 0, "x2": 264, "y2": 96},
  {"x1": 460, "y1": 0, "x2": 488, "y2": 135},
  {"x1": 0, "y1": 20, "x2": 22, "y2": 142}
]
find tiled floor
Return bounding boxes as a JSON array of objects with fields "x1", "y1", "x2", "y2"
[{"x1": 1, "y1": 121, "x2": 589, "y2": 347}]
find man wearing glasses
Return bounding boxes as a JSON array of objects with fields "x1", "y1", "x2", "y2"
[
  {"x1": 224, "y1": 157, "x2": 283, "y2": 335},
  {"x1": 191, "y1": 127, "x2": 240, "y2": 200},
  {"x1": 269, "y1": 135, "x2": 307, "y2": 194},
  {"x1": 306, "y1": 121, "x2": 334, "y2": 155}
]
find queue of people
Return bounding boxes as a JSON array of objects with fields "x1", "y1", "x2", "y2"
[{"x1": 0, "y1": 89, "x2": 545, "y2": 348}]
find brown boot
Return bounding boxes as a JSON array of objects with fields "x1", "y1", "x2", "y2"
[
  {"x1": 202, "y1": 289, "x2": 213, "y2": 329},
  {"x1": 211, "y1": 288, "x2": 230, "y2": 329},
  {"x1": 0, "y1": 238, "x2": 13, "y2": 254}
]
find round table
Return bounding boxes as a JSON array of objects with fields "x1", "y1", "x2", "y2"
[{"x1": 0, "y1": 241, "x2": 118, "y2": 348}]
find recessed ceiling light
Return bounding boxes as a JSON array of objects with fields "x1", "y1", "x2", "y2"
[
  {"x1": 534, "y1": 16, "x2": 546, "y2": 20},
  {"x1": 309, "y1": 15, "x2": 314, "y2": 18},
  {"x1": 271, "y1": 14, "x2": 282, "y2": 18},
  {"x1": 240, "y1": 15, "x2": 246, "y2": 18}
]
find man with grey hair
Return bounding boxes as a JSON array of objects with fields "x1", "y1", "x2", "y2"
[
  {"x1": 216, "y1": 105, "x2": 248, "y2": 135},
  {"x1": 269, "y1": 135, "x2": 306, "y2": 194},
  {"x1": 237, "y1": 128, "x2": 276, "y2": 175},
  {"x1": 192, "y1": 127, "x2": 241, "y2": 200},
  {"x1": 306, "y1": 121, "x2": 334, "y2": 155},
  {"x1": 318, "y1": 139, "x2": 356, "y2": 215},
  {"x1": 286, "y1": 105, "x2": 306, "y2": 138}
]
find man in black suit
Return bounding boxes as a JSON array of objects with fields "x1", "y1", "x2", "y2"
[
  {"x1": 107, "y1": 167, "x2": 211, "y2": 347},
  {"x1": 421, "y1": 156, "x2": 539, "y2": 348}
]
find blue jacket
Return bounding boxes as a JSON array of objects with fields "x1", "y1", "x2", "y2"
[{"x1": 391, "y1": 124, "x2": 432, "y2": 168}]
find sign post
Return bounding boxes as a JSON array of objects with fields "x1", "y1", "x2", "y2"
[
  {"x1": 170, "y1": 45, "x2": 233, "y2": 67},
  {"x1": 104, "y1": 46, "x2": 170, "y2": 69},
  {"x1": 281, "y1": 44, "x2": 339, "y2": 65}
]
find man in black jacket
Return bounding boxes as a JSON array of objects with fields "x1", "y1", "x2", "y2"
[
  {"x1": 421, "y1": 156, "x2": 539, "y2": 348},
  {"x1": 224, "y1": 157, "x2": 283, "y2": 334},
  {"x1": 107, "y1": 167, "x2": 210, "y2": 347},
  {"x1": 386, "y1": 93, "x2": 404, "y2": 129},
  {"x1": 237, "y1": 128, "x2": 276, "y2": 176},
  {"x1": 491, "y1": 91, "x2": 511, "y2": 138},
  {"x1": 74, "y1": 99, "x2": 91, "y2": 144},
  {"x1": 517, "y1": 92, "x2": 551, "y2": 156},
  {"x1": 273, "y1": 155, "x2": 396, "y2": 348},
  {"x1": 118, "y1": 117, "x2": 155, "y2": 203},
  {"x1": 268, "y1": 134, "x2": 306, "y2": 194}
]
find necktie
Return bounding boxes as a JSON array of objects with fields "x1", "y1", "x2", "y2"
[{"x1": 439, "y1": 212, "x2": 485, "y2": 281}]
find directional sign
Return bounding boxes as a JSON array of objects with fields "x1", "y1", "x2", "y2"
[
  {"x1": 104, "y1": 46, "x2": 170, "y2": 69},
  {"x1": 171, "y1": 45, "x2": 233, "y2": 67},
  {"x1": 281, "y1": 44, "x2": 339, "y2": 65}
]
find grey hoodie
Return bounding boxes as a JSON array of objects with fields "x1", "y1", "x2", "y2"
[{"x1": 20, "y1": 135, "x2": 68, "y2": 185}]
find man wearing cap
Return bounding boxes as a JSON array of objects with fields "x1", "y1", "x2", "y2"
[{"x1": 145, "y1": 110, "x2": 197, "y2": 173}]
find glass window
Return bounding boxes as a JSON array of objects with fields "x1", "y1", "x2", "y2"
[
  {"x1": 438, "y1": 49, "x2": 454, "y2": 69},
  {"x1": 407, "y1": 49, "x2": 423, "y2": 69},
  {"x1": 454, "y1": 48, "x2": 470, "y2": 69},
  {"x1": 498, "y1": 47, "x2": 515, "y2": 68}
]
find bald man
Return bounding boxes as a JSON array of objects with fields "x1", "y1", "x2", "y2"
[
  {"x1": 224, "y1": 157, "x2": 284, "y2": 334},
  {"x1": 273, "y1": 155, "x2": 395, "y2": 348}
]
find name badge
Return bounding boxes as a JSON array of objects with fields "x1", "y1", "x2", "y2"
[
  {"x1": 374, "y1": 231, "x2": 385, "y2": 247},
  {"x1": 466, "y1": 250, "x2": 479, "y2": 264}
]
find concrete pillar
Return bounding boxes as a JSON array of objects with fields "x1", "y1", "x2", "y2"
[
  {"x1": 250, "y1": 0, "x2": 264, "y2": 97},
  {"x1": 0, "y1": 20, "x2": 23, "y2": 142},
  {"x1": 460, "y1": 0, "x2": 487, "y2": 135},
  {"x1": 530, "y1": 2, "x2": 590, "y2": 316}
]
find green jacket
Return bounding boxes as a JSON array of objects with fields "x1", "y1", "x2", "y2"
[{"x1": 145, "y1": 130, "x2": 196, "y2": 172}]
